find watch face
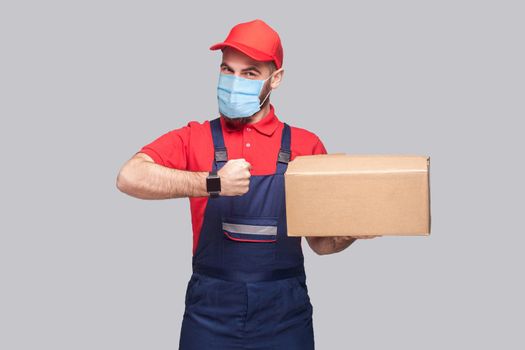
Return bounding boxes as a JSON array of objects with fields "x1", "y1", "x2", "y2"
[{"x1": 207, "y1": 176, "x2": 221, "y2": 193}]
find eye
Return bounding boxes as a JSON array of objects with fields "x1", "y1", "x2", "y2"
[
  {"x1": 221, "y1": 66, "x2": 233, "y2": 74},
  {"x1": 244, "y1": 71, "x2": 257, "y2": 77}
]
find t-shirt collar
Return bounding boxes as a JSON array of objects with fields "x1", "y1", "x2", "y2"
[{"x1": 220, "y1": 104, "x2": 280, "y2": 137}]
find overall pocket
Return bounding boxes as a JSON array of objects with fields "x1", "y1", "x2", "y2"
[{"x1": 222, "y1": 215, "x2": 278, "y2": 243}]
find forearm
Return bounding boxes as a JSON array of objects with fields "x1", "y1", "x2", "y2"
[
  {"x1": 117, "y1": 158, "x2": 209, "y2": 199},
  {"x1": 307, "y1": 236, "x2": 356, "y2": 255}
]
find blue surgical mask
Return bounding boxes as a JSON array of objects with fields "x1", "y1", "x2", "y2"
[{"x1": 217, "y1": 73, "x2": 273, "y2": 118}]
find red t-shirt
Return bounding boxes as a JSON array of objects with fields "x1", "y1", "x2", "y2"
[{"x1": 137, "y1": 104, "x2": 328, "y2": 255}]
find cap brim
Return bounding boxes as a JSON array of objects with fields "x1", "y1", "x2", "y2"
[{"x1": 209, "y1": 41, "x2": 274, "y2": 64}]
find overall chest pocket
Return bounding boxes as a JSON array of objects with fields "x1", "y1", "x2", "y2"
[{"x1": 222, "y1": 215, "x2": 278, "y2": 243}]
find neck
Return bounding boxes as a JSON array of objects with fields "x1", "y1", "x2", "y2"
[{"x1": 248, "y1": 102, "x2": 271, "y2": 124}]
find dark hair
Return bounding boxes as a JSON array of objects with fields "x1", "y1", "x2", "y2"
[{"x1": 268, "y1": 61, "x2": 277, "y2": 74}]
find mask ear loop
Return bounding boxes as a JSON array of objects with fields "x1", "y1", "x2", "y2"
[{"x1": 259, "y1": 72, "x2": 275, "y2": 107}]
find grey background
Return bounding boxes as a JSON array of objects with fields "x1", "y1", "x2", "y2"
[{"x1": 1, "y1": 0, "x2": 524, "y2": 349}]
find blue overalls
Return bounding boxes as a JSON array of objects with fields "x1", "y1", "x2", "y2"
[{"x1": 179, "y1": 117, "x2": 315, "y2": 349}]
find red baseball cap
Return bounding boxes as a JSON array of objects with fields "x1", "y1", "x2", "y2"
[{"x1": 210, "y1": 19, "x2": 283, "y2": 69}]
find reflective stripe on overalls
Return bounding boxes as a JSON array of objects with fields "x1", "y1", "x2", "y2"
[{"x1": 179, "y1": 117, "x2": 315, "y2": 350}]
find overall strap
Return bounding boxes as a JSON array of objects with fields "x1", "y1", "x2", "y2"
[
  {"x1": 210, "y1": 117, "x2": 228, "y2": 171},
  {"x1": 276, "y1": 123, "x2": 291, "y2": 174}
]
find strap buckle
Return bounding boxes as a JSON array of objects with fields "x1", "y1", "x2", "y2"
[
  {"x1": 277, "y1": 149, "x2": 290, "y2": 164},
  {"x1": 214, "y1": 147, "x2": 228, "y2": 162}
]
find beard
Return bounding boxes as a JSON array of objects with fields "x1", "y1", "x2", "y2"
[{"x1": 223, "y1": 115, "x2": 253, "y2": 128}]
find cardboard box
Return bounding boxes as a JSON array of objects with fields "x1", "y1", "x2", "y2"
[{"x1": 285, "y1": 154, "x2": 431, "y2": 236}]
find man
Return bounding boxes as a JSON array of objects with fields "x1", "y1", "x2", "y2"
[{"x1": 117, "y1": 19, "x2": 378, "y2": 350}]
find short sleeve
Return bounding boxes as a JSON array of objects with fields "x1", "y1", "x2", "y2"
[
  {"x1": 137, "y1": 125, "x2": 190, "y2": 170},
  {"x1": 312, "y1": 136, "x2": 328, "y2": 155}
]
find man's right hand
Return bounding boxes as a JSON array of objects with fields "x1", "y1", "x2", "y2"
[{"x1": 217, "y1": 158, "x2": 252, "y2": 196}]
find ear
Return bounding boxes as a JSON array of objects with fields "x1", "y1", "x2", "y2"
[{"x1": 270, "y1": 68, "x2": 284, "y2": 89}]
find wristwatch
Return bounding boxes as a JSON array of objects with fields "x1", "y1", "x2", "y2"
[{"x1": 206, "y1": 169, "x2": 221, "y2": 198}]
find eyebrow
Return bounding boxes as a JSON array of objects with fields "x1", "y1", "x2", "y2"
[
  {"x1": 220, "y1": 63, "x2": 262, "y2": 74},
  {"x1": 242, "y1": 66, "x2": 262, "y2": 74}
]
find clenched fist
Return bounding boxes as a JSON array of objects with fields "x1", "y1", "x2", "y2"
[{"x1": 217, "y1": 158, "x2": 252, "y2": 196}]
